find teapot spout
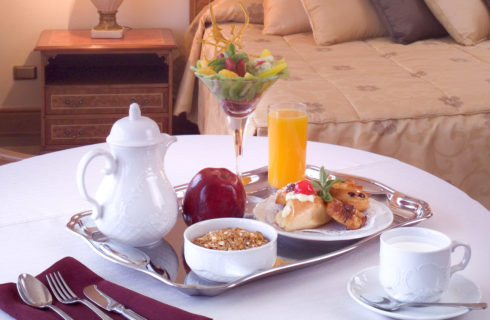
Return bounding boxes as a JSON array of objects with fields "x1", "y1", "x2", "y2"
[{"x1": 161, "y1": 134, "x2": 177, "y2": 149}]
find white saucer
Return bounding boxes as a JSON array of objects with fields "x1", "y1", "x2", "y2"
[{"x1": 347, "y1": 266, "x2": 482, "y2": 320}]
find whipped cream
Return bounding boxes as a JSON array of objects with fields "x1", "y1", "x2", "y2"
[
  {"x1": 281, "y1": 204, "x2": 292, "y2": 218},
  {"x1": 285, "y1": 192, "x2": 315, "y2": 203}
]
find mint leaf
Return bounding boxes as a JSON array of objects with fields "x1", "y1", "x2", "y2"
[
  {"x1": 326, "y1": 178, "x2": 344, "y2": 188},
  {"x1": 311, "y1": 167, "x2": 344, "y2": 202},
  {"x1": 322, "y1": 192, "x2": 333, "y2": 202},
  {"x1": 227, "y1": 43, "x2": 236, "y2": 57},
  {"x1": 320, "y1": 166, "x2": 328, "y2": 184},
  {"x1": 310, "y1": 180, "x2": 322, "y2": 190}
]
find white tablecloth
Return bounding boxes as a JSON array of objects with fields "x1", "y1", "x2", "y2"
[{"x1": 0, "y1": 135, "x2": 488, "y2": 320}]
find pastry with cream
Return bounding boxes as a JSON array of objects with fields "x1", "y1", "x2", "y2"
[
  {"x1": 275, "y1": 183, "x2": 295, "y2": 205},
  {"x1": 273, "y1": 167, "x2": 369, "y2": 232},
  {"x1": 275, "y1": 192, "x2": 331, "y2": 232}
]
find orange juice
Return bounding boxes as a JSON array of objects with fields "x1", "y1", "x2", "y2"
[{"x1": 268, "y1": 104, "x2": 308, "y2": 188}]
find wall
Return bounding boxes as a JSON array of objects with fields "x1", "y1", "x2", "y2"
[{"x1": 0, "y1": 0, "x2": 189, "y2": 112}]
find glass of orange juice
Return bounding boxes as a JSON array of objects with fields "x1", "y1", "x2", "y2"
[{"x1": 268, "y1": 102, "x2": 308, "y2": 189}]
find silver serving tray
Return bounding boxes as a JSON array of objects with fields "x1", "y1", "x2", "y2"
[{"x1": 67, "y1": 165, "x2": 432, "y2": 296}]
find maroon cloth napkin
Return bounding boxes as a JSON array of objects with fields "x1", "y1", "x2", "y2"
[{"x1": 0, "y1": 257, "x2": 212, "y2": 320}]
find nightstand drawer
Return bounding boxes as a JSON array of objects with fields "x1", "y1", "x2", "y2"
[
  {"x1": 46, "y1": 86, "x2": 169, "y2": 115},
  {"x1": 45, "y1": 114, "x2": 168, "y2": 145}
]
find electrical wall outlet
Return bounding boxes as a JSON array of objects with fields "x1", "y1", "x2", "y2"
[{"x1": 13, "y1": 65, "x2": 37, "y2": 80}]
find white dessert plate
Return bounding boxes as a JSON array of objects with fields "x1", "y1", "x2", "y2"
[
  {"x1": 253, "y1": 196, "x2": 393, "y2": 241},
  {"x1": 347, "y1": 266, "x2": 482, "y2": 320}
]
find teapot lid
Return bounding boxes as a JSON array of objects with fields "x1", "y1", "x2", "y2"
[{"x1": 106, "y1": 103, "x2": 164, "y2": 147}]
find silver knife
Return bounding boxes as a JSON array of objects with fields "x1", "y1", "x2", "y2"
[{"x1": 83, "y1": 285, "x2": 147, "y2": 320}]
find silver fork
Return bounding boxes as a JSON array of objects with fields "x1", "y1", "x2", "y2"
[{"x1": 46, "y1": 272, "x2": 114, "y2": 320}]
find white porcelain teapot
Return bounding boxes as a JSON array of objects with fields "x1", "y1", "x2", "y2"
[{"x1": 77, "y1": 103, "x2": 178, "y2": 247}]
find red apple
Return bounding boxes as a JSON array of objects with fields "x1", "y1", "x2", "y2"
[{"x1": 182, "y1": 168, "x2": 246, "y2": 225}]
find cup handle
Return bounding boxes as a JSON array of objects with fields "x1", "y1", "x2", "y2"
[
  {"x1": 450, "y1": 240, "x2": 471, "y2": 276},
  {"x1": 76, "y1": 149, "x2": 117, "y2": 220}
]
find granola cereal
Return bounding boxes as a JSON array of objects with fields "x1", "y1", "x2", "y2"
[{"x1": 193, "y1": 227, "x2": 269, "y2": 250}]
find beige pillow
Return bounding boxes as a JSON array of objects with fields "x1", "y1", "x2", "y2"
[
  {"x1": 424, "y1": 0, "x2": 490, "y2": 45},
  {"x1": 263, "y1": 0, "x2": 311, "y2": 35},
  {"x1": 300, "y1": 0, "x2": 387, "y2": 45}
]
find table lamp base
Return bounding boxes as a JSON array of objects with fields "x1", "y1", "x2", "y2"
[{"x1": 91, "y1": 28, "x2": 124, "y2": 39}]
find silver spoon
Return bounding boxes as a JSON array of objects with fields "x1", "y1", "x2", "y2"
[
  {"x1": 360, "y1": 294, "x2": 487, "y2": 312},
  {"x1": 16, "y1": 273, "x2": 74, "y2": 320}
]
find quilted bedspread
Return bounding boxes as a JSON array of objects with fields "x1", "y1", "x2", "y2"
[{"x1": 175, "y1": 19, "x2": 490, "y2": 209}]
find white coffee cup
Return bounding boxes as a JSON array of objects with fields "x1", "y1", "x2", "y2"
[{"x1": 379, "y1": 227, "x2": 471, "y2": 302}]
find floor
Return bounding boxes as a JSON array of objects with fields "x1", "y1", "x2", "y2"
[
  {"x1": 0, "y1": 134, "x2": 43, "y2": 155},
  {"x1": 0, "y1": 114, "x2": 199, "y2": 158}
]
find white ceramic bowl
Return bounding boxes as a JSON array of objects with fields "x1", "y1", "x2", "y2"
[{"x1": 183, "y1": 218, "x2": 278, "y2": 283}]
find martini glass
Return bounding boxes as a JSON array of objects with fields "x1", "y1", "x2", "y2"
[{"x1": 195, "y1": 75, "x2": 279, "y2": 177}]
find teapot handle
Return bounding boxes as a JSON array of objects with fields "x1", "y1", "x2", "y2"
[{"x1": 76, "y1": 149, "x2": 117, "y2": 220}]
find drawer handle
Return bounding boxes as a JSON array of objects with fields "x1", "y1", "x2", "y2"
[
  {"x1": 78, "y1": 129, "x2": 85, "y2": 136},
  {"x1": 143, "y1": 98, "x2": 150, "y2": 105},
  {"x1": 130, "y1": 97, "x2": 137, "y2": 103},
  {"x1": 78, "y1": 98, "x2": 84, "y2": 105},
  {"x1": 64, "y1": 99, "x2": 71, "y2": 105},
  {"x1": 64, "y1": 129, "x2": 72, "y2": 136}
]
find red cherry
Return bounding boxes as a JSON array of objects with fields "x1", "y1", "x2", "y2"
[
  {"x1": 225, "y1": 57, "x2": 236, "y2": 72},
  {"x1": 217, "y1": 52, "x2": 225, "y2": 58},
  {"x1": 294, "y1": 180, "x2": 315, "y2": 195}
]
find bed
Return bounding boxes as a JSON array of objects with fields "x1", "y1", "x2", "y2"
[{"x1": 175, "y1": 0, "x2": 490, "y2": 209}]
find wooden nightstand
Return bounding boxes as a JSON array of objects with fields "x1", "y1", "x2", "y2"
[{"x1": 35, "y1": 28, "x2": 177, "y2": 151}]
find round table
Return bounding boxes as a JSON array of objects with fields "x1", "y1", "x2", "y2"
[{"x1": 0, "y1": 135, "x2": 488, "y2": 320}]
